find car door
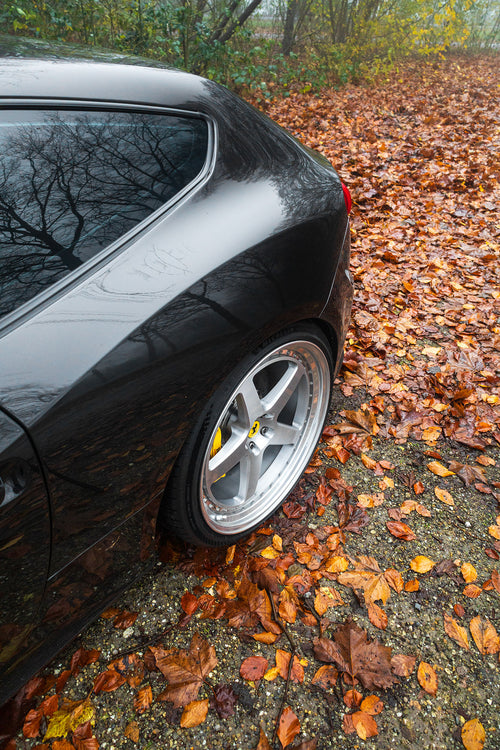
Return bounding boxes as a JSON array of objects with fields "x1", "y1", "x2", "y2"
[{"x1": 0, "y1": 406, "x2": 50, "y2": 698}]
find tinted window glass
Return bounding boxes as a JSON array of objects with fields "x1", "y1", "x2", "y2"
[{"x1": 0, "y1": 110, "x2": 208, "y2": 319}]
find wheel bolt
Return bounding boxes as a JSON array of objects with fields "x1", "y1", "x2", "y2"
[
  {"x1": 249, "y1": 441, "x2": 255, "y2": 450},
  {"x1": 261, "y1": 426, "x2": 268, "y2": 435}
]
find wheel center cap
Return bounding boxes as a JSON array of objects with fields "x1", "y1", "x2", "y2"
[{"x1": 248, "y1": 419, "x2": 260, "y2": 438}]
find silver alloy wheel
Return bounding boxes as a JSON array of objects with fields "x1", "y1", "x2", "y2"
[{"x1": 200, "y1": 339, "x2": 331, "y2": 534}]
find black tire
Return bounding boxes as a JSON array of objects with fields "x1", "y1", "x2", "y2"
[{"x1": 159, "y1": 324, "x2": 334, "y2": 546}]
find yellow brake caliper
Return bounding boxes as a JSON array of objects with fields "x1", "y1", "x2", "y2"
[{"x1": 210, "y1": 428, "x2": 225, "y2": 481}]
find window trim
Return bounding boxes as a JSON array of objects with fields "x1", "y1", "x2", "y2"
[{"x1": 0, "y1": 99, "x2": 216, "y2": 337}]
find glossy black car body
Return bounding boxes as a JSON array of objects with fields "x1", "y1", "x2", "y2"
[{"x1": 0, "y1": 55, "x2": 352, "y2": 704}]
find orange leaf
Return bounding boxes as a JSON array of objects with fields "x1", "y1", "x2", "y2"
[
  {"x1": 275, "y1": 649, "x2": 304, "y2": 683},
  {"x1": 469, "y1": 616, "x2": 500, "y2": 655},
  {"x1": 311, "y1": 665, "x2": 338, "y2": 690},
  {"x1": 434, "y1": 487, "x2": 454, "y2": 506},
  {"x1": 417, "y1": 661, "x2": 438, "y2": 696},
  {"x1": 461, "y1": 563, "x2": 477, "y2": 583},
  {"x1": 351, "y1": 711, "x2": 378, "y2": 739},
  {"x1": 413, "y1": 481, "x2": 425, "y2": 495},
  {"x1": 134, "y1": 685, "x2": 152, "y2": 714},
  {"x1": 256, "y1": 727, "x2": 272, "y2": 750},
  {"x1": 427, "y1": 461, "x2": 454, "y2": 477},
  {"x1": 461, "y1": 718, "x2": 485, "y2": 750},
  {"x1": 410, "y1": 556, "x2": 435, "y2": 573},
  {"x1": 443, "y1": 614, "x2": 469, "y2": 650},
  {"x1": 368, "y1": 603, "x2": 388, "y2": 630},
  {"x1": 463, "y1": 584, "x2": 482, "y2": 598},
  {"x1": 454, "y1": 603, "x2": 465, "y2": 618},
  {"x1": 343, "y1": 689, "x2": 363, "y2": 708},
  {"x1": 360, "y1": 695, "x2": 384, "y2": 715},
  {"x1": 253, "y1": 632, "x2": 279, "y2": 645},
  {"x1": 404, "y1": 579, "x2": 419, "y2": 592},
  {"x1": 240, "y1": 655, "x2": 268, "y2": 681},
  {"x1": 181, "y1": 592, "x2": 198, "y2": 615},
  {"x1": 277, "y1": 706, "x2": 300, "y2": 749},
  {"x1": 180, "y1": 699, "x2": 209, "y2": 728}
]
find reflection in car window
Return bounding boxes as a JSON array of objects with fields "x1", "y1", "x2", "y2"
[{"x1": 0, "y1": 110, "x2": 208, "y2": 319}]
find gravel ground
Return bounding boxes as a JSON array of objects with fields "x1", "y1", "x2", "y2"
[{"x1": 16, "y1": 383, "x2": 500, "y2": 750}]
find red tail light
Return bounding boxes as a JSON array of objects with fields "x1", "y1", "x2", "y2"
[{"x1": 341, "y1": 182, "x2": 352, "y2": 214}]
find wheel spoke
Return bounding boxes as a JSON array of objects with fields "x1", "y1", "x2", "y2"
[
  {"x1": 237, "y1": 378, "x2": 264, "y2": 427},
  {"x1": 263, "y1": 361, "x2": 305, "y2": 416},
  {"x1": 207, "y1": 430, "x2": 246, "y2": 485},
  {"x1": 238, "y1": 451, "x2": 263, "y2": 502},
  {"x1": 269, "y1": 422, "x2": 301, "y2": 446}
]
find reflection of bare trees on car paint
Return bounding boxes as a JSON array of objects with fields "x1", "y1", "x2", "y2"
[{"x1": 0, "y1": 110, "x2": 207, "y2": 317}]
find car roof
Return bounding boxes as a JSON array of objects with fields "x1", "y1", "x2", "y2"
[{"x1": 0, "y1": 46, "x2": 207, "y2": 111}]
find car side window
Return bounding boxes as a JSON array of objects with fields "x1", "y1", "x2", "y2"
[{"x1": 0, "y1": 109, "x2": 208, "y2": 320}]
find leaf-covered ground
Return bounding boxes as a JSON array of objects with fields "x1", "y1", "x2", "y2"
[{"x1": 9, "y1": 55, "x2": 500, "y2": 750}]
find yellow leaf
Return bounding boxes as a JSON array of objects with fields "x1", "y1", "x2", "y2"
[
  {"x1": 272, "y1": 534, "x2": 283, "y2": 552},
  {"x1": 261, "y1": 546, "x2": 280, "y2": 559},
  {"x1": 44, "y1": 699, "x2": 95, "y2": 740},
  {"x1": 427, "y1": 462, "x2": 454, "y2": 477},
  {"x1": 461, "y1": 718, "x2": 485, "y2": 750},
  {"x1": 488, "y1": 525, "x2": 500, "y2": 540},
  {"x1": 434, "y1": 487, "x2": 454, "y2": 505},
  {"x1": 263, "y1": 666, "x2": 280, "y2": 681},
  {"x1": 410, "y1": 556, "x2": 435, "y2": 573},
  {"x1": 461, "y1": 563, "x2": 477, "y2": 583}
]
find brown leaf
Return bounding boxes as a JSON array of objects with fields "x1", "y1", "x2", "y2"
[
  {"x1": 240, "y1": 656, "x2": 268, "y2": 681},
  {"x1": 124, "y1": 720, "x2": 139, "y2": 743},
  {"x1": 461, "y1": 718, "x2": 485, "y2": 750},
  {"x1": 93, "y1": 670, "x2": 126, "y2": 694},
  {"x1": 180, "y1": 699, "x2": 209, "y2": 728},
  {"x1": 277, "y1": 706, "x2": 300, "y2": 749},
  {"x1": 391, "y1": 654, "x2": 416, "y2": 677},
  {"x1": 417, "y1": 661, "x2": 438, "y2": 696},
  {"x1": 313, "y1": 619, "x2": 396, "y2": 690},
  {"x1": 386, "y1": 521, "x2": 416, "y2": 541},
  {"x1": 443, "y1": 613, "x2": 469, "y2": 650},
  {"x1": 209, "y1": 683, "x2": 238, "y2": 719},
  {"x1": 469, "y1": 616, "x2": 500, "y2": 655},
  {"x1": 154, "y1": 632, "x2": 217, "y2": 707},
  {"x1": 113, "y1": 610, "x2": 138, "y2": 629},
  {"x1": 23, "y1": 708, "x2": 42, "y2": 738}
]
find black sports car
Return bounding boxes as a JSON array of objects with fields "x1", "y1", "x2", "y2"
[{"x1": 0, "y1": 56, "x2": 353, "y2": 703}]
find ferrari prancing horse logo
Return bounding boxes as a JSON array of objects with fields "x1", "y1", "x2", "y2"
[{"x1": 248, "y1": 420, "x2": 260, "y2": 438}]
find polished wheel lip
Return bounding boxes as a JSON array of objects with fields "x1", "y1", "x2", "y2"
[{"x1": 200, "y1": 339, "x2": 330, "y2": 535}]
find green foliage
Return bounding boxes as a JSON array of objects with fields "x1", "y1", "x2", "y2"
[{"x1": 0, "y1": 0, "x2": 498, "y2": 95}]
